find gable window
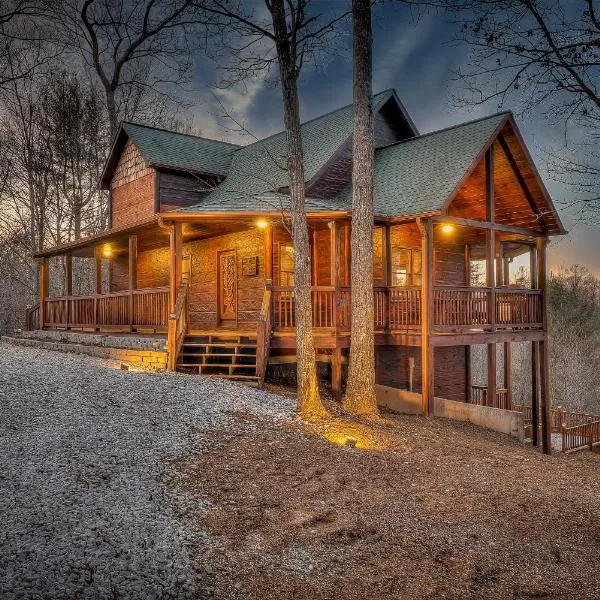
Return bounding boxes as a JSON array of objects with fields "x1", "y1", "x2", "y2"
[{"x1": 391, "y1": 247, "x2": 422, "y2": 286}]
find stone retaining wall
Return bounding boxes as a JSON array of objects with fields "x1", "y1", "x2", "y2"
[{"x1": 3, "y1": 335, "x2": 167, "y2": 370}]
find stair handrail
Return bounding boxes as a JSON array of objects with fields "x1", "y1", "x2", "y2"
[
  {"x1": 25, "y1": 303, "x2": 40, "y2": 331},
  {"x1": 167, "y1": 279, "x2": 190, "y2": 370},
  {"x1": 256, "y1": 279, "x2": 273, "y2": 387}
]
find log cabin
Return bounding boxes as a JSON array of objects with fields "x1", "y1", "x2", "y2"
[{"x1": 30, "y1": 89, "x2": 565, "y2": 451}]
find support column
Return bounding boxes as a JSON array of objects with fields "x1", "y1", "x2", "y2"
[
  {"x1": 419, "y1": 217, "x2": 434, "y2": 416},
  {"x1": 94, "y1": 247, "x2": 102, "y2": 294},
  {"x1": 465, "y1": 345, "x2": 472, "y2": 403},
  {"x1": 487, "y1": 343, "x2": 497, "y2": 408},
  {"x1": 504, "y1": 342, "x2": 512, "y2": 408},
  {"x1": 330, "y1": 220, "x2": 340, "y2": 331},
  {"x1": 94, "y1": 247, "x2": 103, "y2": 331},
  {"x1": 531, "y1": 341, "x2": 540, "y2": 447},
  {"x1": 169, "y1": 222, "x2": 182, "y2": 313},
  {"x1": 264, "y1": 222, "x2": 273, "y2": 281},
  {"x1": 65, "y1": 253, "x2": 73, "y2": 296},
  {"x1": 537, "y1": 236, "x2": 551, "y2": 454},
  {"x1": 128, "y1": 235, "x2": 137, "y2": 331},
  {"x1": 331, "y1": 347, "x2": 342, "y2": 400},
  {"x1": 39, "y1": 258, "x2": 49, "y2": 329},
  {"x1": 65, "y1": 253, "x2": 73, "y2": 329}
]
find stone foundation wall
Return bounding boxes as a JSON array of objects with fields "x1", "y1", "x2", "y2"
[{"x1": 4, "y1": 337, "x2": 167, "y2": 370}]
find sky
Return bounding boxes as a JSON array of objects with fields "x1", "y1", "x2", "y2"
[{"x1": 185, "y1": 2, "x2": 599, "y2": 275}]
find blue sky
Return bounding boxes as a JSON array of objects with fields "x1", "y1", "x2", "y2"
[{"x1": 187, "y1": 2, "x2": 598, "y2": 274}]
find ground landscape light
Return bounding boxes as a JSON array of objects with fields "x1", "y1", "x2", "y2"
[
  {"x1": 256, "y1": 219, "x2": 269, "y2": 229},
  {"x1": 441, "y1": 223, "x2": 454, "y2": 234}
]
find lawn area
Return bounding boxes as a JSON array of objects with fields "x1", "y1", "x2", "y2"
[{"x1": 1, "y1": 340, "x2": 599, "y2": 599}]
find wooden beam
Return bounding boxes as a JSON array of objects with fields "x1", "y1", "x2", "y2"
[
  {"x1": 487, "y1": 343, "x2": 496, "y2": 408},
  {"x1": 486, "y1": 145, "x2": 495, "y2": 223},
  {"x1": 169, "y1": 222, "x2": 183, "y2": 312},
  {"x1": 420, "y1": 218, "x2": 434, "y2": 415},
  {"x1": 497, "y1": 133, "x2": 546, "y2": 230},
  {"x1": 94, "y1": 246, "x2": 102, "y2": 294},
  {"x1": 265, "y1": 223, "x2": 273, "y2": 281},
  {"x1": 128, "y1": 235, "x2": 138, "y2": 332},
  {"x1": 536, "y1": 237, "x2": 551, "y2": 454},
  {"x1": 432, "y1": 215, "x2": 544, "y2": 238},
  {"x1": 330, "y1": 220, "x2": 340, "y2": 330},
  {"x1": 540, "y1": 339, "x2": 551, "y2": 454},
  {"x1": 496, "y1": 240, "x2": 504, "y2": 287},
  {"x1": 65, "y1": 253, "x2": 73, "y2": 296},
  {"x1": 432, "y1": 329, "x2": 545, "y2": 347},
  {"x1": 128, "y1": 235, "x2": 138, "y2": 290},
  {"x1": 465, "y1": 345, "x2": 472, "y2": 403},
  {"x1": 39, "y1": 258, "x2": 49, "y2": 329},
  {"x1": 531, "y1": 340, "x2": 540, "y2": 447},
  {"x1": 385, "y1": 224, "x2": 392, "y2": 287},
  {"x1": 331, "y1": 347, "x2": 342, "y2": 400},
  {"x1": 504, "y1": 342, "x2": 512, "y2": 407}
]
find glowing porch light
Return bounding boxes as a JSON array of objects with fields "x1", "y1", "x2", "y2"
[
  {"x1": 441, "y1": 223, "x2": 454, "y2": 235},
  {"x1": 256, "y1": 219, "x2": 269, "y2": 229},
  {"x1": 102, "y1": 243, "x2": 113, "y2": 258}
]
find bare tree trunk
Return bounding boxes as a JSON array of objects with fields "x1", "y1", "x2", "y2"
[
  {"x1": 343, "y1": 0, "x2": 378, "y2": 417},
  {"x1": 270, "y1": 0, "x2": 328, "y2": 419}
]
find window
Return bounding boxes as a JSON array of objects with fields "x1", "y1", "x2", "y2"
[
  {"x1": 391, "y1": 247, "x2": 422, "y2": 286},
  {"x1": 279, "y1": 243, "x2": 294, "y2": 287}
]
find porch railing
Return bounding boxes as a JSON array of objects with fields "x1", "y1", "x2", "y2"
[
  {"x1": 25, "y1": 304, "x2": 40, "y2": 330},
  {"x1": 271, "y1": 285, "x2": 542, "y2": 333},
  {"x1": 42, "y1": 287, "x2": 169, "y2": 330},
  {"x1": 256, "y1": 280, "x2": 273, "y2": 386},
  {"x1": 470, "y1": 385, "x2": 510, "y2": 410}
]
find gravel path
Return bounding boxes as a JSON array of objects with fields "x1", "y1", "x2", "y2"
[{"x1": 0, "y1": 341, "x2": 293, "y2": 599}]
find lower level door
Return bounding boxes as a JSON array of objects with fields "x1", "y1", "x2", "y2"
[{"x1": 218, "y1": 249, "x2": 237, "y2": 323}]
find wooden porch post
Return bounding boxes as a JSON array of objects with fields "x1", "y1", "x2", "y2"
[
  {"x1": 65, "y1": 253, "x2": 73, "y2": 330},
  {"x1": 504, "y1": 342, "x2": 513, "y2": 407},
  {"x1": 537, "y1": 237, "x2": 551, "y2": 454},
  {"x1": 65, "y1": 253, "x2": 73, "y2": 296},
  {"x1": 420, "y1": 217, "x2": 434, "y2": 416},
  {"x1": 39, "y1": 258, "x2": 49, "y2": 329},
  {"x1": 485, "y1": 144, "x2": 496, "y2": 406},
  {"x1": 94, "y1": 247, "x2": 102, "y2": 331},
  {"x1": 531, "y1": 341, "x2": 540, "y2": 446},
  {"x1": 264, "y1": 222, "x2": 273, "y2": 281},
  {"x1": 128, "y1": 235, "x2": 137, "y2": 331},
  {"x1": 330, "y1": 220, "x2": 340, "y2": 331},
  {"x1": 169, "y1": 222, "x2": 182, "y2": 312},
  {"x1": 331, "y1": 347, "x2": 342, "y2": 399},
  {"x1": 465, "y1": 345, "x2": 472, "y2": 403}
]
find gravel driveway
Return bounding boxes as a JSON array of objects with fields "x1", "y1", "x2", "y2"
[{"x1": 0, "y1": 341, "x2": 293, "y2": 599}]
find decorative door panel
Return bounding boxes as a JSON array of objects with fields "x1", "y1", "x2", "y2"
[{"x1": 218, "y1": 250, "x2": 237, "y2": 321}]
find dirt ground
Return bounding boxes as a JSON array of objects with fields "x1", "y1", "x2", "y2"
[{"x1": 176, "y1": 401, "x2": 600, "y2": 600}]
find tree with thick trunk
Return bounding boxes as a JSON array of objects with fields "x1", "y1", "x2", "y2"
[
  {"x1": 343, "y1": 0, "x2": 378, "y2": 417},
  {"x1": 268, "y1": 0, "x2": 328, "y2": 419}
]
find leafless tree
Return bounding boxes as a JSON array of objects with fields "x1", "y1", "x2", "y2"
[
  {"x1": 446, "y1": 0, "x2": 600, "y2": 216},
  {"x1": 343, "y1": 0, "x2": 379, "y2": 417},
  {"x1": 54, "y1": 0, "x2": 208, "y2": 135}
]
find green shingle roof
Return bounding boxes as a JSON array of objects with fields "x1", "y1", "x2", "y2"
[
  {"x1": 178, "y1": 89, "x2": 397, "y2": 213},
  {"x1": 338, "y1": 112, "x2": 509, "y2": 217},
  {"x1": 122, "y1": 122, "x2": 240, "y2": 176}
]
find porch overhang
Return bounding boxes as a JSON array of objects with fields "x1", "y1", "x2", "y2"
[{"x1": 32, "y1": 217, "x2": 163, "y2": 259}]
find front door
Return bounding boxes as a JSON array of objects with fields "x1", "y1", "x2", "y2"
[{"x1": 218, "y1": 249, "x2": 237, "y2": 323}]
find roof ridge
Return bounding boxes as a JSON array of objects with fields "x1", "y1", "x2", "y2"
[
  {"x1": 122, "y1": 121, "x2": 242, "y2": 148},
  {"x1": 239, "y1": 88, "x2": 396, "y2": 151},
  {"x1": 375, "y1": 111, "x2": 512, "y2": 153}
]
